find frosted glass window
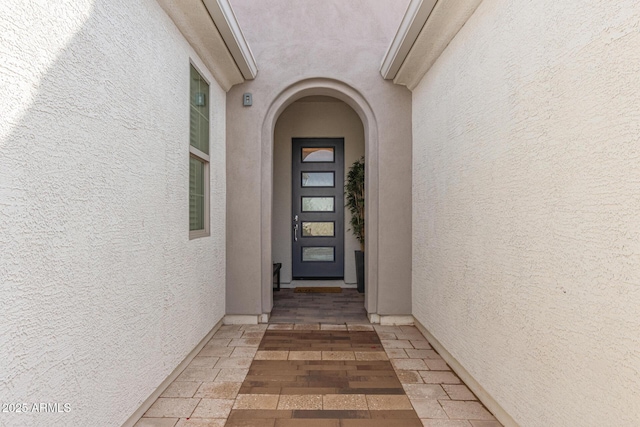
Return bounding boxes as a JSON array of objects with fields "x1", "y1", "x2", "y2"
[
  {"x1": 302, "y1": 147, "x2": 334, "y2": 162},
  {"x1": 302, "y1": 197, "x2": 334, "y2": 212},
  {"x1": 302, "y1": 222, "x2": 335, "y2": 237},
  {"x1": 302, "y1": 247, "x2": 335, "y2": 262},
  {"x1": 302, "y1": 172, "x2": 334, "y2": 187}
]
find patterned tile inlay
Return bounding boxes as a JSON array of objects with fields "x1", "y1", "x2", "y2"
[
  {"x1": 230, "y1": 328, "x2": 417, "y2": 426},
  {"x1": 136, "y1": 323, "x2": 502, "y2": 427}
]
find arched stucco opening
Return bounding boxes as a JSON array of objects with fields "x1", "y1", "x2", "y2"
[
  {"x1": 272, "y1": 96, "x2": 364, "y2": 288},
  {"x1": 259, "y1": 78, "x2": 380, "y2": 318}
]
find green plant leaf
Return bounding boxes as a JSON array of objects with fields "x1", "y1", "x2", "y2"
[{"x1": 344, "y1": 156, "x2": 365, "y2": 251}]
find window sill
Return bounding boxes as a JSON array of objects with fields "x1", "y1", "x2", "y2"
[{"x1": 189, "y1": 229, "x2": 210, "y2": 240}]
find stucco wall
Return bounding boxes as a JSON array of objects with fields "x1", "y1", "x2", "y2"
[
  {"x1": 411, "y1": 1, "x2": 640, "y2": 425},
  {"x1": 227, "y1": 0, "x2": 412, "y2": 316},
  {"x1": 273, "y1": 99, "x2": 365, "y2": 285},
  {"x1": 0, "y1": 1, "x2": 226, "y2": 426}
]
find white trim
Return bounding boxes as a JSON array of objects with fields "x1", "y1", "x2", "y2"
[
  {"x1": 368, "y1": 313, "x2": 414, "y2": 325},
  {"x1": 379, "y1": 315, "x2": 414, "y2": 325},
  {"x1": 224, "y1": 315, "x2": 260, "y2": 325},
  {"x1": 188, "y1": 150, "x2": 211, "y2": 240},
  {"x1": 380, "y1": 0, "x2": 437, "y2": 80},
  {"x1": 413, "y1": 316, "x2": 519, "y2": 427},
  {"x1": 188, "y1": 63, "x2": 211, "y2": 240},
  {"x1": 381, "y1": 0, "x2": 485, "y2": 89},
  {"x1": 189, "y1": 227, "x2": 209, "y2": 240},
  {"x1": 122, "y1": 319, "x2": 223, "y2": 427},
  {"x1": 189, "y1": 145, "x2": 210, "y2": 163},
  {"x1": 202, "y1": 0, "x2": 258, "y2": 80},
  {"x1": 223, "y1": 314, "x2": 270, "y2": 324},
  {"x1": 155, "y1": 0, "x2": 253, "y2": 90},
  {"x1": 368, "y1": 313, "x2": 381, "y2": 324}
]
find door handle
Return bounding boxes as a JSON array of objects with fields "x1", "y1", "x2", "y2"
[{"x1": 294, "y1": 224, "x2": 298, "y2": 241}]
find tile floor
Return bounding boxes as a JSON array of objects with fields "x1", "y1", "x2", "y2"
[
  {"x1": 136, "y1": 323, "x2": 502, "y2": 427},
  {"x1": 269, "y1": 288, "x2": 368, "y2": 324}
]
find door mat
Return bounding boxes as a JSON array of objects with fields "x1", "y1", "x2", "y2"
[{"x1": 294, "y1": 287, "x2": 342, "y2": 293}]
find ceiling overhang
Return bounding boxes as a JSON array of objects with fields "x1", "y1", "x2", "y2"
[
  {"x1": 156, "y1": 0, "x2": 257, "y2": 91},
  {"x1": 380, "y1": 0, "x2": 484, "y2": 90},
  {"x1": 202, "y1": 0, "x2": 257, "y2": 80}
]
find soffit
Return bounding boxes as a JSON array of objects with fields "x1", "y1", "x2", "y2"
[
  {"x1": 380, "y1": 0, "x2": 484, "y2": 90},
  {"x1": 156, "y1": 0, "x2": 257, "y2": 91}
]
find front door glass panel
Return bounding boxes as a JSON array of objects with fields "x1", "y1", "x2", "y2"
[
  {"x1": 302, "y1": 247, "x2": 335, "y2": 262},
  {"x1": 302, "y1": 222, "x2": 335, "y2": 237},
  {"x1": 301, "y1": 197, "x2": 334, "y2": 212},
  {"x1": 302, "y1": 147, "x2": 334, "y2": 162},
  {"x1": 302, "y1": 172, "x2": 334, "y2": 187}
]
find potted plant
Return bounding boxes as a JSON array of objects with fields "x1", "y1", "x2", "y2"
[{"x1": 345, "y1": 156, "x2": 365, "y2": 293}]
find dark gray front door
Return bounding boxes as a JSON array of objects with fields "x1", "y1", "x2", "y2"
[{"x1": 292, "y1": 138, "x2": 344, "y2": 279}]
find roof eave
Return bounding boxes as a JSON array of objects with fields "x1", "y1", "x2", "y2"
[
  {"x1": 381, "y1": 0, "x2": 484, "y2": 90},
  {"x1": 203, "y1": 0, "x2": 257, "y2": 81},
  {"x1": 156, "y1": 0, "x2": 257, "y2": 91}
]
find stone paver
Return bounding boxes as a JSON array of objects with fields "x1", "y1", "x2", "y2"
[
  {"x1": 144, "y1": 398, "x2": 200, "y2": 418},
  {"x1": 191, "y1": 399, "x2": 234, "y2": 418},
  {"x1": 137, "y1": 321, "x2": 502, "y2": 427},
  {"x1": 443, "y1": 384, "x2": 477, "y2": 401},
  {"x1": 420, "y1": 371, "x2": 462, "y2": 385},
  {"x1": 195, "y1": 382, "x2": 242, "y2": 399},
  {"x1": 440, "y1": 401, "x2": 496, "y2": 421},
  {"x1": 411, "y1": 398, "x2": 448, "y2": 419},
  {"x1": 134, "y1": 418, "x2": 179, "y2": 427},
  {"x1": 161, "y1": 381, "x2": 201, "y2": 398}
]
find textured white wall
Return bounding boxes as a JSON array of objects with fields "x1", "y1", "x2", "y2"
[
  {"x1": 273, "y1": 99, "x2": 365, "y2": 284},
  {"x1": 0, "y1": 1, "x2": 226, "y2": 426},
  {"x1": 412, "y1": 1, "x2": 640, "y2": 426}
]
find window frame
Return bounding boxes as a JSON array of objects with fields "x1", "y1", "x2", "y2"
[{"x1": 189, "y1": 62, "x2": 211, "y2": 240}]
